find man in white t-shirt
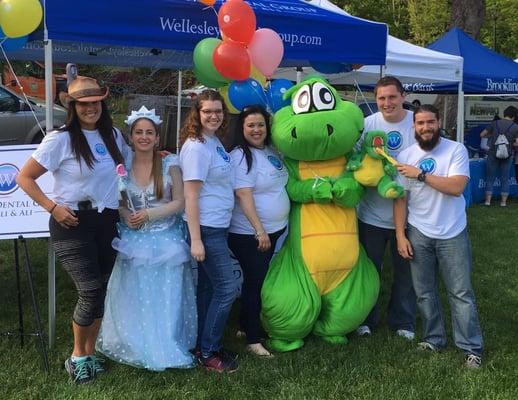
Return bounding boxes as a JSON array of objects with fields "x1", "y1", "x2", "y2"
[
  {"x1": 394, "y1": 104, "x2": 483, "y2": 369},
  {"x1": 356, "y1": 77, "x2": 416, "y2": 340}
]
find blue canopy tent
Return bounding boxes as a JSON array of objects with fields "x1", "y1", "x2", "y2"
[
  {"x1": 428, "y1": 27, "x2": 518, "y2": 95},
  {"x1": 8, "y1": 0, "x2": 387, "y2": 68}
]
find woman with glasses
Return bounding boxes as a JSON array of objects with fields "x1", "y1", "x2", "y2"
[
  {"x1": 179, "y1": 90, "x2": 238, "y2": 373},
  {"x1": 228, "y1": 105, "x2": 289, "y2": 357}
]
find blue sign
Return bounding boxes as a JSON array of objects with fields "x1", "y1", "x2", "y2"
[
  {"x1": 268, "y1": 155, "x2": 283, "y2": 170},
  {"x1": 387, "y1": 131, "x2": 402, "y2": 151},
  {"x1": 95, "y1": 143, "x2": 107, "y2": 156},
  {"x1": 418, "y1": 158, "x2": 437, "y2": 174},
  {"x1": 36, "y1": 0, "x2": 387, "y2": 66},
  {"x1": 0, "y1": 163, "x2": 20, "y2": 195},
  {"x1": 216, "y1": 146, "x2": 230, "y2": 163}
]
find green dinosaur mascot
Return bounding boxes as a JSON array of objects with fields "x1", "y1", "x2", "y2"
[
  {"x1": 260, "y1": 77, "x2": 380, "y2": 352},
  {"x1": 347, "y1": 130, "x2": 405, "y2": 199}
]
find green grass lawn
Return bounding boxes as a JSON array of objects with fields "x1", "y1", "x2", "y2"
[{"x1": 1, "y1": 204, "x2": 517, "y2": 400}]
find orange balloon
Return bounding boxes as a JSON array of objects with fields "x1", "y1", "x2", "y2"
[{"x1": 198, "y1": 0, "x2": 216, "y2": 6}]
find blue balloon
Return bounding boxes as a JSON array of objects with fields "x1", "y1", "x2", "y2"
[
  {"x1": 1, "y1": 27, "x2": 28, "y2": 52},
  {"x1": 310, "y1": 61, "x2": 352, "y2": 74},
  {"x1": 266, "y1": 79, "x2": 294, "y2": 113},
  {"x1": 228, "y1": 79, "x2": 268, "y2": 112}
]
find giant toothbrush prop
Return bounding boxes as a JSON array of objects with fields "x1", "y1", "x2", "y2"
[{"x1": 261, "y1": 77, "x2": 394, "y2": 352}]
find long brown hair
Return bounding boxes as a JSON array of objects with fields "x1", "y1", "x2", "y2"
[
  {"x1": 64, "y1": 100, "x2": 124, "y2": 169},
  {"x1": 130, "y1": 118, "x2": 164, "y2": 200},
  {"x1": 179, "y1": 90, "x2": 229, "y2": 148}
]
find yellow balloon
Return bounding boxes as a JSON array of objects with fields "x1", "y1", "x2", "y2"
[
  {"x1": 250, "y1": 64, "x2": 267, "y2": 88},
  {"x1": 0, "y1": 0, "x2": 43, "y2": 38},
  {"x1": 218, "y1": 85, "x2": 240, "y2": 115}
]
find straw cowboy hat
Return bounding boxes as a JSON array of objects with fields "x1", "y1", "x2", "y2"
[{"x1": 59, "y1": 77, "x2": 109, "y2": 108}]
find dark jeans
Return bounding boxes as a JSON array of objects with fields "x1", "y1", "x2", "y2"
[
  {"x1": 358, "y1": 220, "x2": 416, "y2": 331},
  {"x1": 228, "y1": 227, "x2": 285, "y2": 344},
  {"x1": 192, "y1": 226, "x2": 239, "y2": 358},
  {"x1": 49, "y1": 208, "x2": 119, "y2": 326}
]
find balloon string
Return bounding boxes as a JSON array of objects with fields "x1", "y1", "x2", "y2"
[{"x1": 0, "y1": 45, "x2": 46, "y2": 136}]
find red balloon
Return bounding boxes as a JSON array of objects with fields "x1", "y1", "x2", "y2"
[
  {"x1": 213, "y1": 40, "x2": 251, "y2": 81},
  {"x1": 217, "y1": 0, "x2": 256, "y2": 45}
]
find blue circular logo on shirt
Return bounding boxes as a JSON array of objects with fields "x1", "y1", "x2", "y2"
[
  {"x1": 387, "y1": 131, "x2": 403, "y2": 150},
  {"x1": 0, "y1": 163, "x2": 20, "y2": 195},
  {"x1": 418, "y1": 158, "x2": 436, "y2": 174},
  {"x1": 95, "y1": 143, "x2": 107, "y2": 156},
  {"x1": 216, "y1": 146, "x2": 230, "y2": 162},
  {"x1": 267, "y1": 155, "x2": 283, "y2": 170}
]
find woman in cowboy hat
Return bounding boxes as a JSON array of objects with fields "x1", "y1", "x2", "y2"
[{"x1": 17, "y1": 76, "x2": 131, "y2": 384}]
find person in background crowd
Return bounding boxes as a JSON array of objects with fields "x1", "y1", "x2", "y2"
[
  {"x1": 227, "y1": 105, "x2": 289, "y2": 358},
  {"x1": 480, "y1": 106, "x2": 518, "y2": 206},
  {"x1": 395, "y1": 104, "x2": 483, "y2": 369},
  {"x1": 16, "y1": 77, "x2": 130, "y2": 384},
  {"x1": 96, "y1": 107, "x2": 196, "y2": 370},
  {"x1": 356, "y1": 76, "x2": 416, "y2": 340},
  {"x1": 179, "y1": 90, "x2": 239, "y2": 373}
]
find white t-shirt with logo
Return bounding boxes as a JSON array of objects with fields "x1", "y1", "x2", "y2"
[
  {"x1": 229, "y1": 146, "x2": 289, "y2": 234},
  {"x1": 180, "y1": 135, "x2": 234, "y2": 228},
  {"x1": 357, "y1": 110, "x2": 415, "y2": 229},
  {"x1": 32, "y1": 128, "x2": 130, "y2": 211},
  {"x1": 397, "y1": 138, "x2": 469, "y2": 239}
]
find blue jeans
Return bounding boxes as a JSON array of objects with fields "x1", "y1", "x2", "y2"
[
  {"x1": 192, "y1": 226, "x2": 238, "y2": 357},
  {"x1": 358, "y1": 221, "x2": 416, "y2": 331},
  {"x1": 485, "y1": 153, "x2": 514, "y2": 195},
  {"x1": 407, "y1": 225, "x2": 483, "y2": 356}
]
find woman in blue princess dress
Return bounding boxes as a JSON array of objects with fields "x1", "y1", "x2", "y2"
[{"x1": 96, "y1": 106, "x2": 197, "y2": 370}]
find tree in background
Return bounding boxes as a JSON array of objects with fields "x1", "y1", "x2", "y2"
[
  {"x1": 336, "y1": 0, "x2": 410, "y2": 40},
  {"x1": 407, "y1": 0, "x2": 449, "y2": 46},
  {"x1": 481, "y1": 0, "x2": 518, "y2": 58}
]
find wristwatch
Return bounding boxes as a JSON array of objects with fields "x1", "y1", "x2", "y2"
[{"x1": 417, "y1": 170, "x2": 427, "y2": 182}]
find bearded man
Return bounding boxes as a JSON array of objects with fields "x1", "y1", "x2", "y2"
[{"x1": 394, "y1": 104, "x2": 484, "y2": 369}]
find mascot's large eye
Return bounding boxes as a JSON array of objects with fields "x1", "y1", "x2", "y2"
[
  {"x1": 312, "y1": 82, "x2": 335, "y2": 111},
  {"x1": 292, "y1": 84, "x2": 311, "y2": 114}
]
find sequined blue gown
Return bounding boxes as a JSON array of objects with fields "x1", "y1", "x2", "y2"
[{"x1": 97, "y1": 155, "x2": 197, "y2": 370}]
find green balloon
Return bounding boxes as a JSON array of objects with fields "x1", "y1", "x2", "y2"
[
  {"x1": 193, "y1": 65, "x2": 227, "y2": 89},
  {"x1": 193, "y1": 38, "x2": 229, "y2": 86}
]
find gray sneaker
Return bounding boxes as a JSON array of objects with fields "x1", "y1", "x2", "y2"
[
  {"x1": 356, "y1": 325, "x2": 371, "y2": 337},
  {"x1": 64, "y1": 357, "x2": 95, "y2": 384},
  {"x1": 465, "y1": 354, "x2": 482, "y2": 369},
  {"x1": 396, "y1": 329, "x2": 415, "y2": 341},
  {"x1": 417, "y1": 341, "x2": 439, "y2": 352}
]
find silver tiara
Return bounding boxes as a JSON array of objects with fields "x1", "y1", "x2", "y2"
[{"x1": 125, "y1": 105, "x2": 163, "y2": 126}]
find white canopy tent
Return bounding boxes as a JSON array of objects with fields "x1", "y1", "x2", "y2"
[{"x1": 276, "y1": 35, "x2": 465, "y2": 141}]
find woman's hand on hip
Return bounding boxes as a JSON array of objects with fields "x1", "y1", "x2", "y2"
[{"x1": 53, "y1": 205, "x2": 79, "y2": 229}]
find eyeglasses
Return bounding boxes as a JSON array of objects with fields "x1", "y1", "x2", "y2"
[{"x1": 200, "y1": 109, "x2": 224, "y2": 116}]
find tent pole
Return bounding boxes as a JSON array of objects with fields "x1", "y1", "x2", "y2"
[
  {"x1": 296, "y1": 67, "x2": 302, "y2": 83},
  {"x1": 44, "y1": 39, "x2": 53, "y2": 134},
  {"x1": 176, "y1": 70, "x2": 182, "y2": 153},
  {"x1": 43, "y1": 10, "x2": 56, "y2": 349},
  {"x1": 456, "y1": 80, "x2": 464, "y2": 143},
  {"x1": 443, "y1": 96, "x2": 448, "y2": 129}
]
